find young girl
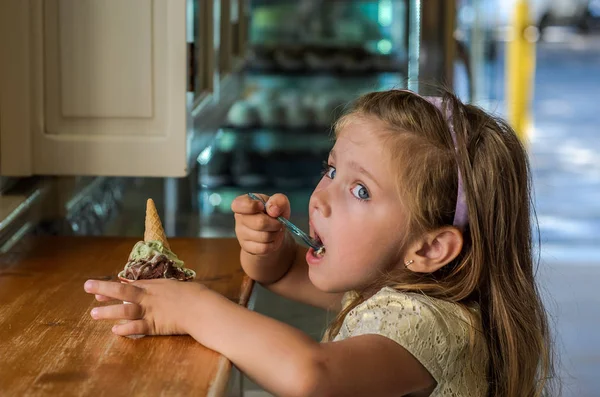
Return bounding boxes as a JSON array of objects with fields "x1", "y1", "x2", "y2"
[{"x1": 84, "y1": 89, "x2": 556, "y2": 396}]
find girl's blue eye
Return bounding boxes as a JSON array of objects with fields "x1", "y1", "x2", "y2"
[
  {"x1": 351, "y1": 184, "x2": 370, "y2": 200},
  {"x1": 323, "y1": 165, "x2": 336, "y2": 179}
]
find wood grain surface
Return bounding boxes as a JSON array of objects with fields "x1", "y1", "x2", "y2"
[{"x1": 0, "y1": 236, "x2": 252, "y2": 396}]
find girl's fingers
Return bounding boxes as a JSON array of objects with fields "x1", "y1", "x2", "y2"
[
  {"x1": 231, "y1": 194, "x2": 269, "y2": 215},
  {"x1": 239, "y1": 213, "x2": 283, "y2": 232},
  {"x1": 111, "y1": 320, "x2": 149, "y2": 337},
  {"x1": 240, "y1": 239, "x2": 282, "y2": 256},
  {"x1": 84, "y1": 280, "x2": 143, "y2": 303},
  {"x1": 240, "y1": 229, "x2": 280, "y2": 244},
  {"x1": 266, "y1": 193, "x2": 291, "y2": 219},
  {"x1": 95, "y1": 294, "x2": 114, "y2": 302},
  {"x1": 90, "y1": 303, "x2": 143, "y2": 321}
]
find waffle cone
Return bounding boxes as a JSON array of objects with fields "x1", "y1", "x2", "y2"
[{"x1": 144, "y1": 199, "x2": 170, "y2": 250}]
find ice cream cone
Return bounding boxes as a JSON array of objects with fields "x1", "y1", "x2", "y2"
[{"x1": 144, "y1": 198, "x2": 170, "y2": 250}]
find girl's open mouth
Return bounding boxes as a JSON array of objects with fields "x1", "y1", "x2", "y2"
[{"x1": 312, "y1": 232, "x2": 326, "y2": 257}]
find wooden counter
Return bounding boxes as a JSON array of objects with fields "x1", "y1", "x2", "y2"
[{"x1": 0, "y1": 236, "x2": 253, "y2": 396}]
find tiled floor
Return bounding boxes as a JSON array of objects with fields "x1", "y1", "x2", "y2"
[
  {"x1": 532, "y1": 31, "x2": 600, "y2": 250},
  {"x1": 540, "y1": 263, "x2": 600, "y2": 397},
  {"x1": 531, "y1": 31, "x2": 600, "y2": 396}
]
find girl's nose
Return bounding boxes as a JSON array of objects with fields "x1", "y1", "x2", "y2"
[{"x1": 309, "y1": 183, "x2": 332, "y2": 218}]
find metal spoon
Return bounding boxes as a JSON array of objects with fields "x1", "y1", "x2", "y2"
[{"x1": 247, "y1": 193, "x2": 323, "y2": 251}]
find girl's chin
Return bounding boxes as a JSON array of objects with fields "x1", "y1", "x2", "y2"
[
  {"x1": 308, "y1": 268, "x2": 331, "y2": 291},
  {"x1": 308, "y1": 269, "x2": 349, "y2": 294}
]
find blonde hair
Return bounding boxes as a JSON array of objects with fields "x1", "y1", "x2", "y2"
[{"x1": 324, "y1": 89, "x2": 557, "y2": 397}]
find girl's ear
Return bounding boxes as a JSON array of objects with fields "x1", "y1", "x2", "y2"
[{"x1": 403, "y1": 227, "x2": 463, "y2": 273}]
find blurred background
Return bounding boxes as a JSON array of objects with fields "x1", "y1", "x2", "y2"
[{"x1": 1, "y1": 0, "x2": 599, "y2": 395}]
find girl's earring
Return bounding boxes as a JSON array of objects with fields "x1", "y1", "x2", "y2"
[{"x1": 404, "y1": 260, "x2": 414, "y2": 268}]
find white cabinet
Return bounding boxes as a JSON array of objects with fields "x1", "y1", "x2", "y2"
[
  {"x1": 1, "y1": 0, "x2": 190, "y2": 177},
  {"x1": 0, "y1": 0, "x2": 34, "y2": 176}
]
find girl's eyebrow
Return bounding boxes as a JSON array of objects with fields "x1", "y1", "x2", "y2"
[
  {"x1": 348, "y1": 161, "x2": 381, "y2": 189},
  {"x1": 329, "y1": 149, "x2": 380, "y2": 188}
]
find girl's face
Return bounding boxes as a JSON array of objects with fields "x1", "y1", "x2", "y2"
[{"x1": 307, "y1": 116, "x2": 408, "y2": 293}]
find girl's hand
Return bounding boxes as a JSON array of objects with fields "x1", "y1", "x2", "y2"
[
  {"x1": 83, "y1": 279, "x2": 209, "y2": 337},
  {"x1": 231, "y1": 193, "x2": 291, "y2": 256}
]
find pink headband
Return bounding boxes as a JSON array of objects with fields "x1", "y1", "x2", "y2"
[{"x1": 400, "y1": 90, "x2": 469, "y2": 231}]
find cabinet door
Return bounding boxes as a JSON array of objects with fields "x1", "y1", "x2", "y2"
[
  {"x1": 0, "y1": 0, "x2": 34, "y2": 176},
  {"x1": 31, "y1": 0, "x2": 189, "y2": 177}
]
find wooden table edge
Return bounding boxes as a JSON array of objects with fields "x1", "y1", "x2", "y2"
[
  {"x1": 207, "y1": 355, "x2": 234, "y2": 397},
  {"x1": 208, "y1": 274, "x2": 254, "y2": 396}
]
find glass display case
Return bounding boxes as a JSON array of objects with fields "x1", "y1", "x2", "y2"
[
  {"x1": 195, "y1": 1, "x2": 412, "y2": 235},
  {"x1": 188, "y1": 0, "x2": 249, "y2": 106},
  {"x1": 244, "y1": 0, "x2": 409, "y2": 75}
]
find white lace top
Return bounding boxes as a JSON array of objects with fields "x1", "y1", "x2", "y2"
[{"x1": 333, "y1": 287, "x2": 488, "y2": 396}]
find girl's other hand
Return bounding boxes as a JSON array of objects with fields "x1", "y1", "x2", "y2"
[
  {"x1": 231, "y1": 193, "x2": 291, "y2": 256},
  {"x1": 83, "y1": 279, "x2": 208, "y2": 337}
]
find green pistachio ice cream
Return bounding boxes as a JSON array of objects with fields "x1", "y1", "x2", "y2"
[
  {"x1": 120, "y1": 240, "x2": 195, "y2": 281},
  {"x1": 128, "y1": 241, "x2": 184, "y2": 267}
]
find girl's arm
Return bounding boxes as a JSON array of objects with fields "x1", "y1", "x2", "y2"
[
  {"x1": 85, "y1": 280, "x2": 435, "y2": 397},
  {"x1": 186, "y1": 289, "x2": 435, "y2": 397},
  {"x1": 254, "y1": 235, "x2": 343, "y2": 312}
]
